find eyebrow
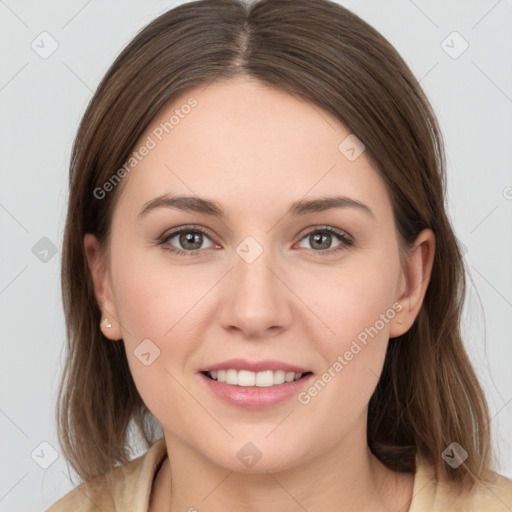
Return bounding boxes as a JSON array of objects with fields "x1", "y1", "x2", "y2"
[{"x1": 138, "y1": 194, "x2": 374, "y2": 219}]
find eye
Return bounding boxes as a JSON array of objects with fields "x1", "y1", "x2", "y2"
[
  {"x1": 296, "y1": 226, "x2": 353, "y2": 254},
  {"x1": 160, "y1": 225, "x2": 218, "y2": 256},
  {"x1": 159, "y1": 225, "x2": 353, "y2": 257}
]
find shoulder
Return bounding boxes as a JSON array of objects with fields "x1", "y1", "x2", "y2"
[
  {"x1": 411, "y1": 457, "x2": 512, "y2": 511},
  {"x1": 46, "y1": 438, "x2": 167, "y2": 512},
  {"x1": 459, "y1": 472, "x2": 512, "y2": 511}
]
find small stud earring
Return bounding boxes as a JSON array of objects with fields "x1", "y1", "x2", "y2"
[{"x1": 103, "y1": 318, "x2": 112, "y2": 329}]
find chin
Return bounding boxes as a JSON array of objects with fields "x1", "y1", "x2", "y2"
[{"x1": 201, "y1": 437, "x2": 309, "y2": 475}]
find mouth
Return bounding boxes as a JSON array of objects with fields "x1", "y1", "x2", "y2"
[
  {"x1": 202, "y1": 369, "x2": 312, "y2": 387},
  {"x1": 198, "y1": 358, "x2": 314, "y2": 408}
]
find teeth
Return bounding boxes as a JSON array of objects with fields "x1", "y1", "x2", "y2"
[
  {"x1": 238, "y1": 370, "x2": 256, "y2": 386},
  {"x1": 285, "y1": 372, "x2": 295, "y2": 382},
  {"x1": 226, "y1": 369, "x2": 238, "y2": 385},
  {"x1": 256, "y1": 370, "x2": 274, "y2": 387},
  {"x1": 273, "y1": 370, "x2": 285, "y2": 385},
  {"x1": 207, "y1": 369, "x2": 304, "y2": 387}
]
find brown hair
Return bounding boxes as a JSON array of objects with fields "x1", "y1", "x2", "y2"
[{"x1": 58, "y1": 0, "x2": 493, "y2": 490}]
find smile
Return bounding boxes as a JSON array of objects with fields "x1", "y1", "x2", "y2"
[{"x1": 204, "y1": 369, "x2": 307, "y2": 387}]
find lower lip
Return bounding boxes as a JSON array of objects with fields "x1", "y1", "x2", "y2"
[{"x1": 200, "y1": 373, "x2": 313, "y2": 409}]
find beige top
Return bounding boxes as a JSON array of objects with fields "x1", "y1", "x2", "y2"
[{"x1": 47, "y1": 438, "x2": 512, "y2": 511}]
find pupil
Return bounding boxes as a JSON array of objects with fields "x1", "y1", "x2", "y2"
[
  {"x1": 180, "y1": 232, "x2": 202, "y2": 250},
  {"x1": 311, "y1": 232, "x2": 331, "y2": 250}
]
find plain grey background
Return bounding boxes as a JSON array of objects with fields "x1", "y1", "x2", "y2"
[{"x1": 0, "y1": 1, "x2": 511, "y2": 510}]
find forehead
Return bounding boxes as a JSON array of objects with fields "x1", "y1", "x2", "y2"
[{"x1": 113, "y1": 77, "x2": 391, "y2": 220}]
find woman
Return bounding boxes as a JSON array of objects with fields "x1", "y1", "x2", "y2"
[{"x1": 48, "y1": 0, "x2": 512, "y2": 510}]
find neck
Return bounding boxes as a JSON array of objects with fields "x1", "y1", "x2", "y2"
[{"x1": 157, "y1": 427, "x2": 414, "y2": 512}]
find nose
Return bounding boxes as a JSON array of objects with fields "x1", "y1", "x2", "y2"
[{"x1": 218, "y1": 242, "x2": 293, "y2": 340}]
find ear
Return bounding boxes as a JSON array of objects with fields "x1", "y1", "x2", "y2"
[
  {"x1": 389, "y1": 228, "x2": 435, "y2": 338},
  {"x1": 84, "y1": 233, "x2": 123, "y2": 340}
]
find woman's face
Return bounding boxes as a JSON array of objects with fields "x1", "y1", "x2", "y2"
[{"x1": 86, "y1": 77, "x2": 428, "y2": 473}]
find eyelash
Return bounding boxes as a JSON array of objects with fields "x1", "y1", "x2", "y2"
[{"x1": 159, "y1": 224, "x2": 354, "y2": 257}]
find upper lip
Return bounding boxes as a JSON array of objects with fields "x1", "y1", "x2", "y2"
[{"x1": 199, "y1": 358, "x2": 311, "y2": 374}]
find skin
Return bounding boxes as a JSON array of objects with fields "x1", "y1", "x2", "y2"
[{"x1": 85, "y1": 77, "x2": 435, "y2": 512}]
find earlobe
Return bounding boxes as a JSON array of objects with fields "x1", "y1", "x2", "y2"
[
  {"x1": 83, "y1": 233, "x2": 123, "y2": 340},
  {"x1": 389, "y1": 229, "x2": 435, "y2": 338},
  {"x1": 99, "y1": 315, "x2": 122, "y2": 340}
]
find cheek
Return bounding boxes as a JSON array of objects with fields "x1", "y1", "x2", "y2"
[
  {"x1": 306, "y1": 249, "x2": 400, "y2": 350},
  {"x1": 110, "y1": 243, "x2": 213, "y2": 344},
  {"x1": 110, "y1": 256, "x2": 209, "y2": 428},
  {"x1": 298, "y1": 245, "x2": 401, "y2": 404},
  {"x1": 108, "y1": 245, "x2": 210, "y2": 400}
]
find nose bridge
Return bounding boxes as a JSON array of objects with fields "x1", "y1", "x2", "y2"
[
  {"x1": 233, "y1": 235, "x2": 280, "y2": 307},
  {"x1": 219, "y1": 234, "x2": 292, "y2": 337},
  {"x1": 235, "y1": 244, "x2": 275, "y2": 294}
]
